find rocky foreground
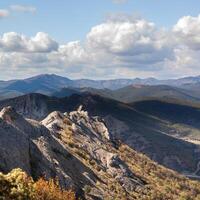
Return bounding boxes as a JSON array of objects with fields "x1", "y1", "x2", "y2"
[{"x1": 0, "y1": 105, "x2": 200, "y2": 199}]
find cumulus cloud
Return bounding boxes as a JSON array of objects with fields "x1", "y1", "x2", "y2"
[
  {"x1": 0, "y1": 32, "x2": 58, "y2": 53},
  {"x1": 86, "y1": 19, "x2": 173, "y2": 61},
  {"x1": 173, "y1": 15, "x2": 200, "y2": 50},
  {"x1": 10, "y1": 5, "x2": 36, "y2": 13},
  {"x1": 1, "y1": 14, "x2": 200, "y2": 79}
]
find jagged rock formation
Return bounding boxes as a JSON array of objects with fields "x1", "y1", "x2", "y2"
[
  {"x1": 0, "y1": 106, "x2": 76, "y2": 188},
  {"x1": 68, "y1": 105, "x2": 111, "y2": 140},
  {"x1": 0, "y1": 106, "x2": 106, "y2": 195},
  {"x1": 0, "y1": 106, "x2": 146, "y2": 199},
  {"x1": 42, "y1": 106, "x2": 145, "y2": 198}
]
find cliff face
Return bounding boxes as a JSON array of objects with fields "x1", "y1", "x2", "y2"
[
  {"x1": 0, "y1": 106, "x2": 146, "y2": 199},
  {"x1": 0, "y1": 106, "x2": 31, "y2": 174},
  {"x1": 0, "y1": 106, "x2": 75, "y2": 188}
]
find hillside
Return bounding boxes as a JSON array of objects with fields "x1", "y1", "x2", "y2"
[
  {"x1": 0, "y1": 106, "x2": 200, "y2": 199},
  {"x1": 108, "y1": 85, "x2": 200, "y2": 103},
  {"x1": 2, "y1": 74, "x2": 200, "y2": 100},
  {"x1": 51, "y1": 84, "x2": 200, "y2": 105},
  {"x1": 129, "y1": 99, "x2": 200, "y2": 142},
  {"x1": 1, "y1": 93, "x2": 200, "y2": 178},
  {"x1": 4, "y1": 74, "x2": 73, "y2": 95}
]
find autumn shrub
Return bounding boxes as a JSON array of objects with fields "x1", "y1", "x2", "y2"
[
  {"x1": 0, "y1": 169, "x2": 76, "y2": 200},
  {"x1": 34, "y1": 178, "x2": 76, "y2": 200},
  {"x1": 0, "y1": 168, "x2": 35, "y2": 200}
]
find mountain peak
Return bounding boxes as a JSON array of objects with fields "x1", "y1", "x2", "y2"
[
  {"x1": 25, "y1": 73, "x2": 71, "y2": 81},
  {"x1": 42, "y1": 111, "x2": 65, "y2": 125},
  {"x1": 0, "y1": 106, "x2": 21, "y2": 123}
]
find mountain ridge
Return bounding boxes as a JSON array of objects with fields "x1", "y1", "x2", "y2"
[
  {"x1": 1, "y1": 93, "x2": 200, "y2": 177},
  {"x1": 2, "y1": 73, "x2": 200, "y2": 90},
  {"x1": 2, "y1": 73, "x2": 200, "y2": 102}
]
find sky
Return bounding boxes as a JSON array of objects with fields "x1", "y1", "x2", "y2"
[{"x1": 0, "y1": 0, "x2": 200, "y2": 80}]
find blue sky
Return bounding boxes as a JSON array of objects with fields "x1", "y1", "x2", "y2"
[
  {"x1": 0, "y1": 0, "x2": 199, "y2": 42},
  {"x1": 0, "y1": 0, "x2": 200, "y2": 80}
]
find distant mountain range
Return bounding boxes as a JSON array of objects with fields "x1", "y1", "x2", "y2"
[{"x1": 1, "y1": 73, "x2": 200, "y2": 103}]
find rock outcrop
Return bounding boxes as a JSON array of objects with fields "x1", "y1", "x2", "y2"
[
  {"x1": 42, "y1": 106, "x2": 145, "y2": 195},
  {"x1": 0, "y1": 107, "x2": 31, "y2": 174},
  {"x1": 0, "y1": 106, "x2": 146, "y2": 199}
]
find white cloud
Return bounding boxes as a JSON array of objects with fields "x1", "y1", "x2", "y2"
[
  {"x1": 10, "y1": 5, "x2": 36, "y2": 13},
  {"x1": 0, "y1": 9, "x2": 9, "y2": 18},
  {"x1": 2, "y1": 14, "x2": 200, "y2": 79},
  {"x1": 173, "y1": 15, "x2": 200, "y2": 50},
  {"x1": 0, "y1": 32, "x2": 58, "y2": 53},
  {"x1": 86, "y1": 19, "x2": 172, "y2": 59}
]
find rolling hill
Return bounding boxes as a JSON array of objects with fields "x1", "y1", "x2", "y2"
[
  {"x1": 52, "y1": 84, "x2": 200, "y2": 105},
  {"x1": 82, "y1": 84, "x2": 200, "y2": 103}
]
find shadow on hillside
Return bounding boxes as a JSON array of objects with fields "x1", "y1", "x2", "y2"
[{"x1": 131, "y1": 100, "x2": 200, "y2": 129}]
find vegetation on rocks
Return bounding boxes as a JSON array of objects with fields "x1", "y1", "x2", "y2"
[
  {"x1": 119, "y1": 144, "x2": 200, "y2": 200},
  {"x1": 0, "y1": 169, "x2": 76, "y2": 200}
]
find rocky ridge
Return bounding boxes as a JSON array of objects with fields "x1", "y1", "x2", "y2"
[
  {"x1": 42, "y1": 105, "x2": 145, "y2": 198},
  {"x1": 0, "y1": 105, "x2": 147, "y2": 199}
]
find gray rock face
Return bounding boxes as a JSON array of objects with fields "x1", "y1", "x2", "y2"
[
  {"x1": 104, "y1": 153, "x2": 144, "y2": 192},
  {"x1": 67, "y1": 105, "x2": 111, "y2": 140},
  {"x1": 0, "y1": 106, "x2": 145, "y2": 199},
  {"x1": 0, "y1": 107, "x2": 99, "y2": 191},
  {"x1": 0, "y1": 117, "x2": 30, "y2": 174},
  {"x1": 0, "y1": 106, "x2": 75, "y2": 187},
  {"x1": 42, "y1": 107, "x2": 145, "y2": 194},
  {"x1": 0, "y1": 94, "x2": 49, "y2": 120}
]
